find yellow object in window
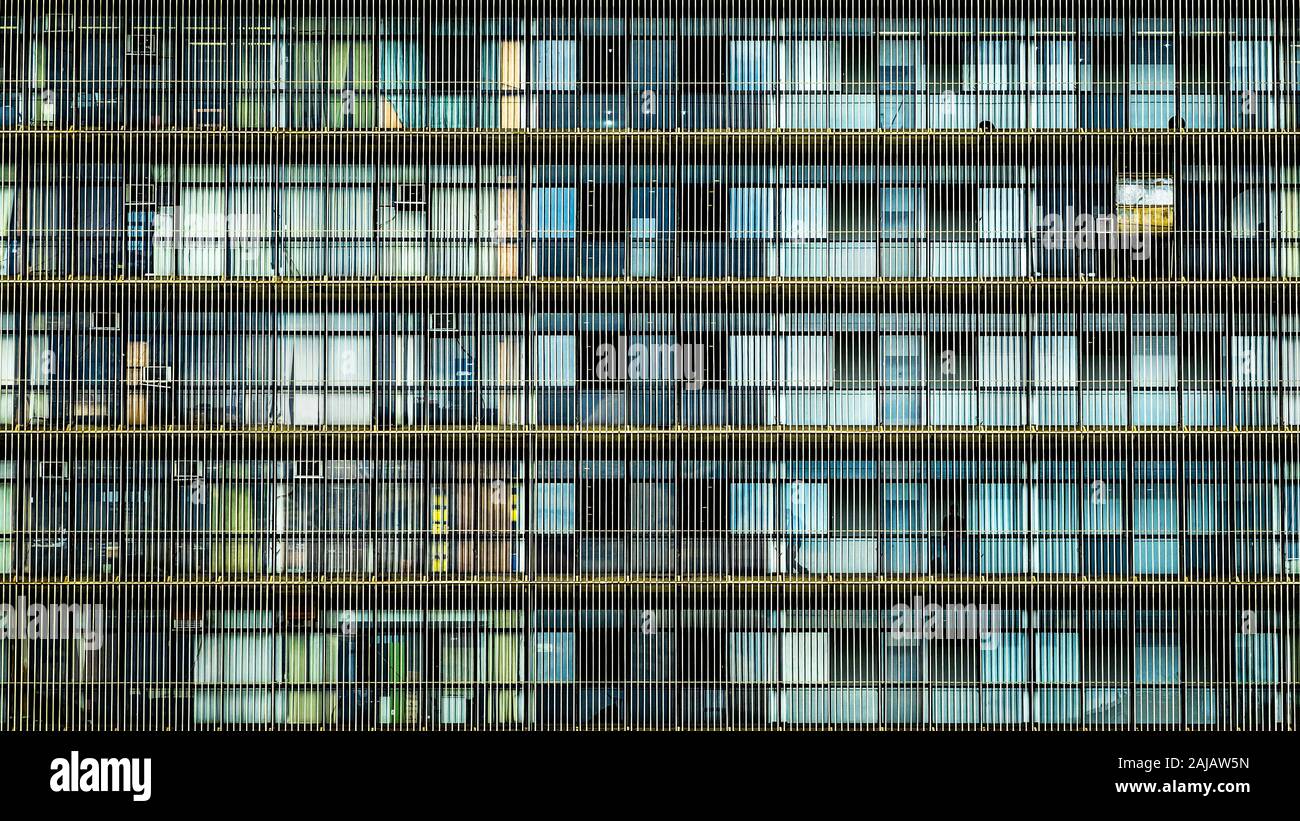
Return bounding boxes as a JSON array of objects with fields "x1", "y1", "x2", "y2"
[
  {"x1": 429, "y1": 541, "x2": 449, "y2": 573},
  {"x1": 431, "y1": 491, "x2": 448, "y2": 535},
  {"x1": 431, "y1": 491, "x2": 450, "y2": 571}
]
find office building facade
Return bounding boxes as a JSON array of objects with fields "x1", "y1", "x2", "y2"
[{"x1": 0, "y1": 0, "x2": 1296, "y2": 729}]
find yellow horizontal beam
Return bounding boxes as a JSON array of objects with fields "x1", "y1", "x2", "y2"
[
  {"x1": 2, "y1": 427, "x2": 1297, "y2": 437},
  {"x1": 2, "y1": 278, "x2": 1295, "y2": 290},
  {"x1": 1, "y1": 578, "x2": 1295, "y2": 587},
  {"x1": 13, "y1": 127, "x2": 1297, "y2": 140}
]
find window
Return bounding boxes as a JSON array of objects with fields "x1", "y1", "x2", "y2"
[
  {"x1": 1033, "y1": 336, "x2": 1078, "y2": 387},
  {"x1": 880, "y1": 335, "x2": 923, "y2": 386},
  {"x1": 531, "y1": 188, "x2": 576, "y2": 238},
  {"x1": 728, "y1": 40, "x2": 775, "y2": 91},
  {"x1": 1132, "y1": 335, "x2": 1177, "y2": 388},
  {"x1": 730, "y1": 483, "x2": 775, "y2": 532},
  {"x1": 728, "y1": 188, "x2": 774, "y2": 239},
  {"x1": 532, "y1": 40, "x2": 578, "y2": 90}
]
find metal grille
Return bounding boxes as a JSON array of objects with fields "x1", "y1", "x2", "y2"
[{"x1": 0, "y1": 0, "x2": 1295, "y2": 731}]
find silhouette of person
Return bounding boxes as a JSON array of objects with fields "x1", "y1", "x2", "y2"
[{"x1": 940, "y1": 503, "x2": 967, "y2": 576}]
